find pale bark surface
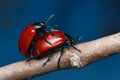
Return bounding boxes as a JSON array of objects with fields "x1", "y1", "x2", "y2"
[{"x1": 0, "y1": 32, "x2": 120, "y2": 80}]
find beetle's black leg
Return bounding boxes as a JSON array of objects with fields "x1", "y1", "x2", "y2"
[
  {"x1": 71, "y1": 45, "x2": 81, "y2": 52},
  {"x1": 58, "y1": 46, "x2": 64, "y2": 68},
  {"x1": 71, "y1": 36, "x2": 82, "y2": 52},
  {"x1": 43, "y1": 54, "x2": 52, "y2": 66},
  {"x1": 42, "y1": 49, "x2": 59, "y2": 67}
]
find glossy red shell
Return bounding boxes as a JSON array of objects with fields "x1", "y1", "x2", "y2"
[
  {"x1": 32, "y1": 30, "x2": 65, "y2": 57},
  {"x1": 18, "y1": 24, "x2": 36, "y2": 58}
]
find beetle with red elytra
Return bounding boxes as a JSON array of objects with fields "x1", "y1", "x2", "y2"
[{"x1": 18, "y1": 15, "x2": 81, "y2": 68}]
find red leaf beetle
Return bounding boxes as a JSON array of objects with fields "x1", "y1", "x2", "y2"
[
  {"x1": 18, "y1": 15, "x2": 55, "y2": 58},
  {"x1": 29, "y1": 30, "x2": 81, "y2": 67},
  {"x1": 18, "y1": 22, "x2": 47, "y2": 58}
]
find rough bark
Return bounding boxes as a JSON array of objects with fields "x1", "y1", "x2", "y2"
[{"x1": 0, "y1": 32, "x2": 120, "y2": 80}]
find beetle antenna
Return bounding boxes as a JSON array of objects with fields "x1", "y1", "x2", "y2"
[
  {"x1": 75, "y1": 36, "x2": 82, "y2": 43},
  {"x1": 50, "y1": 24, "x2": 59, "y2": 27},
  {"x1": 48, "y1": 24, "x2": 59, "y2": 30},
  {"x1": 46, "y1": 14, "x2": 59, "y2": 30},
  {"x1": 45, "y1": 14, "x2": 55, "y2": 23}
]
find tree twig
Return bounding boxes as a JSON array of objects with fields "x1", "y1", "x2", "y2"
[{"x1": 0, "y1": 32, "x2": 120, "y2": 80}]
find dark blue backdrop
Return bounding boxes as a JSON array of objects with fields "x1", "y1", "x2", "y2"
[{"x1": 0, "y1": 0, "x2": 120, "y2": 80}]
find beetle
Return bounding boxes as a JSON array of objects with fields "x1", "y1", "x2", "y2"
[
  {"x1": 18, "y1": 22, "x2": 48, "y2": 58},
  {"x1": 18, "y1": 15, "x2": 55, "y2": 58},
  {"x1": 29, "y1": 29, "x2": 81, "y2": 68}
]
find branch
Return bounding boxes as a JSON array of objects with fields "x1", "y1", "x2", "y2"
[{"x1": 0, "y1": 32, "x2": 120, "y2": 80}]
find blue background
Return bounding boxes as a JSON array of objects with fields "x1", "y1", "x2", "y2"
[{"x1": 0, "y1": 0, "x2": 120, "y2": 80}]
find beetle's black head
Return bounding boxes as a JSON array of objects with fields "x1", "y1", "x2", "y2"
[{"x1": 33, "y1": 22, "x2": 47, "y2": 31}]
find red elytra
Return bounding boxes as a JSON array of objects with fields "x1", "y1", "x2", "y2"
[
  {"x1": 31, "y1": 30, "x2": 66, "y2": 57},
  {"x1": 18, "y1": 24, "x2": 36, "y2": 58}
]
